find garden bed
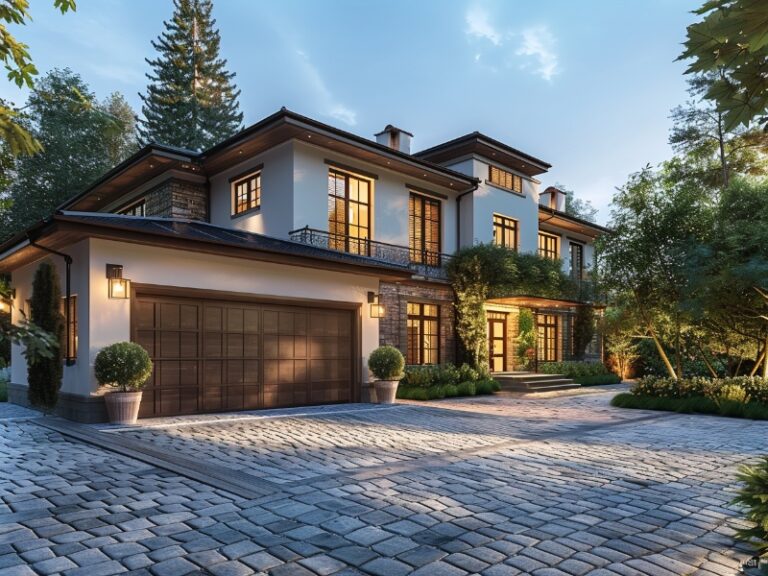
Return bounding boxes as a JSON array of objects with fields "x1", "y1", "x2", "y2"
[
  {"x1": 611, "y1": 376, "x2": 768, "y2": 420},
  {"x1": 539, "y1": 361, "x2": 621, "y2": 386},
  {"x1": 396, "y1": 364, "x2": 500, "y2": 401}
]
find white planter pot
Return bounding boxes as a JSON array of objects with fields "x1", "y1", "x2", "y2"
[
  {"x1": 374, "y1": 380, "x2": 399, "y2": 404},
  {"x1": 104, "y1": 391, "x2": 143, "y2": 425}
]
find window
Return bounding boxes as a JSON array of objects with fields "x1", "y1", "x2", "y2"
[
  {"x1": 119, "y1": 199, "x2": 145, "y2": 217},
  {"x1": 59, "y1": 295, "x2": 77, "y2": 361},
  {"x1": 409, "y1": 193, "x2": 441, "y2": 266},
  {"x1": 488, "y1": 165, "x2": 522, "y2": 193},
  {"x1": 537, "y1": 314, "x2": 558, "y2": 362},
  {"x1": 538, "y1": 232, "x2": 559, "y2": 260},
  {"x1": 232, "y1": 171, "x2": 261, "y2": 215},
  {"x1": 407, "y1": 303, "x2": 439, "y2": 365},
  {"x1": 493, "y1": 214, "x2": 518, "y2": 250},
  {"x1": 328, "y1": 168, "x2": 371, "y2": 255},
  {"x1": 569, "y1": 242, "x2": 584, "y2": 280}
]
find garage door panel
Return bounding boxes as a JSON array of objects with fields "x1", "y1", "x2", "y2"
[{"x1": 134, "y1": 294, "x2": 355, "y2": 417}]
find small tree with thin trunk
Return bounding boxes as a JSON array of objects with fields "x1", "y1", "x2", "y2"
[{"x1": 27, "y1": 262, "x2": 64, "y2": 410}]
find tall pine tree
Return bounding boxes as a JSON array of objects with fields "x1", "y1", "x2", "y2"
[{"x1": 139, "y1": 0, "x2": 243, "y2": 151}]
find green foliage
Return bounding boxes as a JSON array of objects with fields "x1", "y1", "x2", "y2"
[
  {"x1": 612, "y1": 392, "x2": 768, "y2": 420},
  {"x1": 539, "y1": 361, "x2": 610, "y2": 378},
  {"x1": 447, "y1": 244, "x2": 576, "y2": 369},
  {"x1": 553, "y1": 183, "x2": 598, "y2": 222},
  {"x1": 139, "y1": 0, "x2": 243, "y2": 150},
  {"x1": 475, "y1": 378, "x2": 500, "y2": 394},
  {"x1": 2, "y1": 69, "x2": 139, "y2": 238},
  {"x1": 27, "y1": 262, "x2": 63, "y2": 410},
  {"x1": 631, "y1": 375, "x2": 768, "y2": 403},
  {"x1": 396, "y1": 363, "x2": 497, "y2": 400},
  {"x1": 0, "y1": 0, "x2": 75, "y2": 157},
  {"x1": 574, "y1": 374, "x2": 622, "y2": 386},
  {"x1": 0, "y1": 376, "x2": 6, "y2": 402},
  {"x1": 456, "y1": 381, "x2": 477, "y2": 397},
  {"x1": 367, "y1": 346, "x2": 405, "y2": 380},
  {"x1": 679, "y1": 0, "x2": 768, "y2": 131},
  {"x1": 733, "y1": 455, "x2": 768, "y2": 562},
  {"x1": 572, "y1": 306, "x2": 596, "y2": 360},
  {"x1": 94, "y1": 342, "x2": 153, "y2": 392},
  {"x1": 516, "y1": 309, "x2": 536, "y2": 369}
]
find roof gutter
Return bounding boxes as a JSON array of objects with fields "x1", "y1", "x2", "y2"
[{"x1": 455, "y1": 181, "x2": 480, "y2": 252}]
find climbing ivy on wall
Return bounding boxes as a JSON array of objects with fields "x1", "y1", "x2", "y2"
[{"x1": 447, "y1": 244, "x2": 575, "y2": 369}]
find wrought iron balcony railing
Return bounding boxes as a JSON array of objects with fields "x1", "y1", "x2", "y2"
[{"x1": 289, "y1": 226, "x2": 452, "y2": 280}]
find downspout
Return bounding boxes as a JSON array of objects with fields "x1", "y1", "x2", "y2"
[
  {"x1": 453, "y1": 180, "x2": 479, "y2": 363},
  {"x1": 27, "y1": 237, "x2": 74, "y2": 366}
]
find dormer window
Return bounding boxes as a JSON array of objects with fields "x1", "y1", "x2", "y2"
[
  {"x1": 488, "y1": 165, "x2": 522, "y2": 194},
  {"x1": 232, "y1": 169, "x2": 261, "y2": 216},
  {"x1": 119, "y1": 199, "x2": 146, "y2": 217}
]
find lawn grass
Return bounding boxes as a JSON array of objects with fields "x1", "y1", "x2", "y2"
[
  {"x1": 611, "y1": 392, "x2": 768, "y2": 420},
  {"x1": 0, "y1": 379, "x2": 7, "y2": 402}
]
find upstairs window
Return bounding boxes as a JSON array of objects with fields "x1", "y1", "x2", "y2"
[
  {"x1": 232, "y1": 171, "x2": 261, "y2": 216},
  {"x1": 119, "y1": 199, "x2": 146, "y2": 217},
  {"x1": 327, "y1": 168, "x2": 371, "y2": 255},
  {"x1": 409, "y1": 193, "x2": 441, "y2": 266},
  {"x1": 493, "y1": 214, "x2": 518, "y2": 251},
  {"x1": 488, "y1": 165, "x2": 522, "y2": 193},
  {"x1": 538, "y1": 231, "x2": 559, "y2": 260}
]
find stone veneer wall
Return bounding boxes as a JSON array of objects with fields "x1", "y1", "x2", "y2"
[
  {"x1": 144, "y1": 178, "x2": 209, "y2": 220},
  {"x1": 379, "y1": 281, "x2": 456, "y2": 365}
]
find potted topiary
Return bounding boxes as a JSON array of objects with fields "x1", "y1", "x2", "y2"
[
  {"x1": 368, "y1": 345, "x2": 405, "y2": 404},
  {"x1": 95, "y1": 342, "x2": 153, "y2": 425}
]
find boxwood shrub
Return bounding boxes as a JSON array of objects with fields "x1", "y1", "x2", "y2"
[{"x1": 396, "y1": 364, "x2": 499, "y2": 401}]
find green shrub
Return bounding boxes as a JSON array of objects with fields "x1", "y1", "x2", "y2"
[
  {"x1": 443, "y1": 384, "x2": 459, "y2": 398},
  {"x1": 368, "y1": 346, "x2": 405, "y2": 380},
  {"x1": 631, "y1": 376, "x2": 768, "y2": 403},
  {"x1": 94, "y1": 342, "x2": 153, "y2": 392},
  {"x1": 475, "y1": 379, "x2": 498, "y2": 395},
  {"x1": 611, "y1": 392, "x2": 768, "y2": 420},
  {"x1": 0, "y1": 377, "x2": 7, "y2": 402},
  {"x1": 457, "y1": 381, "x2": 477, "y2": 396},
  {"x1": 733, "y1": 456, "x2": 768, "y2": 563},
  {"x1": 540, "y1": 361, "x2": 610, "y2": 378},
  {"x1": 574, "y1": 374, "x2": 622, "y2": 386}
]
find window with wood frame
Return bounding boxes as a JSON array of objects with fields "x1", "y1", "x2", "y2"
[
  {"x1": 569, "y1": 242, "x2": 584, "y2": 280},
  {"x1": 537, "y1": 313, "x2": 558, "y2": 362},
  {"x1": 488, "y1": 165, "x2": 522, "y2": 193},
  {"x1": 407, "y1": 303, "x2": 440, "y2": 365},
  {"x1": 232, "y1": 171, "x2": 261, "y2": 216},
  {"x1": 409, "y1": 193, "x2": 441, "y2": 266},
  {"x1": 493, "y1": 214, "x2": 518, "y2": 251},
  {"x1": 59, "y1": 295, "x2": 77, "y2": 361},
  {"x1": 538, "y1": 231, "x2": 559, "y2": 260},
  {"x1": 327, "y1": 168, "x2": 371, "y2": 255},
  {"x1": 119, "y1": 199, "x2": 146, "y2": 217}
]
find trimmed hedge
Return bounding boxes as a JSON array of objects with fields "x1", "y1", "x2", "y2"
[
  {"x1": 574, "y1": 374, "x2": 622, "y2": 386},
  {"x1": 611, "y1": 392, "x2": 768, "y2": 420},
  {"x1": 397, "y1": 377, "x2": 500, "y2": 401},
  {"x1": 631, "y1": 376, "x2": 768, "y2": 403},
  {"x1": 539, "y1": 361, "x2": 612, "y2": 379}
]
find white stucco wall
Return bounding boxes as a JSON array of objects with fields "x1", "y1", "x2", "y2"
[
  {"x1": 209, "y1": 141, "x2": 295, "y2": 238},
  {"x1": 12, "y1": 238, "x2": 381, "y2": 397}
]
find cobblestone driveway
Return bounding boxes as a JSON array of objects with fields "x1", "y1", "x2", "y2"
[{"x1": 1, "y1": 387, "x2": 764, "y2": 576}]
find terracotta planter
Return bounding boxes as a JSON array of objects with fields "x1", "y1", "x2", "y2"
[
  {"x1": 104, "y1": 391, "x2": 143, "y2": 425},
  {"x1": 374, "y1": 380, "x2": 399, "y2": 404}
]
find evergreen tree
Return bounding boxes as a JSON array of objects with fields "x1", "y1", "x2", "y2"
[
  {"x1": 0, "y1": 69, "x2": 139, "y2": 237},
  {"x1": 138, "y1": 0, "x2": 243, "y2": 151},
  {"x1": 27, "y1": 261, "x2": 64, "y2": 411}
]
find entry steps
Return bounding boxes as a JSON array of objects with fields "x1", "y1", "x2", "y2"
[{"x1": 494, "y1": 371, "x2": 580, "y2": 392}]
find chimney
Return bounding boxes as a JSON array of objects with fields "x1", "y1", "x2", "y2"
[
  {"x1": 375, "y1": 125, "x2": 413, "y2": 154},
  {"x1": 540, "y1": 186, "x2": 566, "y2": 211}
]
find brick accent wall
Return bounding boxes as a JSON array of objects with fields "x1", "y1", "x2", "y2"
[
  {"x1": 144, "y1": 178, "x2": 208, "y2": 220},
  {"x1": 379, "y1": 281, "x2": 456, "y2": 365}
]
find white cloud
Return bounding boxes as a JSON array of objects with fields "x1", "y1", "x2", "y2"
[
  {"x1": 515, "y1": 26, "x2": 559, "y2": 82},
  {"x1": 465, "y1": 5, "x2": 502, "y2": 46},
  {"x1": 464, "y1": 4, "x2": 560, "y2": 82},
  {"x1": 295, "y1": 49, "x2": 357, "y2": 126}
]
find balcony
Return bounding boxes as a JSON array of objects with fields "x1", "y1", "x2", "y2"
[{"x1": 289, "y1": 227, "x2": 452, "y2": 280}]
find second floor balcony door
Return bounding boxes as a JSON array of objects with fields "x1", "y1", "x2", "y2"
[
  {"x1": 328, "y1": 169, "x2": 370, "y2": 255},
  {"x1": 409, "y1": 193, "x2": 441, "y2": 267}
]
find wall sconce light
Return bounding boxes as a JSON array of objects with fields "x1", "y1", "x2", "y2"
[
  {"x1": 368, "y1": 291, "x2": 385, "y2": 318},
  {"x1": 0, "y1": 288, "x2": 15, "y2": 314},
  {"x1": 106, "y1": 264, "x2": 131, "y2": 299}
]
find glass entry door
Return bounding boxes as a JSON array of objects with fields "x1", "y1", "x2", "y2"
[{"x1": 487, "y1": 312, "x2": 507, "y2": 372}]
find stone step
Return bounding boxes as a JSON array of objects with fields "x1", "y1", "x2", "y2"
[{"x1": 495, "y1": 373, "x2": 581, "y2": 392}]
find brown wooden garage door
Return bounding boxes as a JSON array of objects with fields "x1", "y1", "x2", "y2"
[{"x1": 132, "y1": 293, "x2": 356, "y2": 418}]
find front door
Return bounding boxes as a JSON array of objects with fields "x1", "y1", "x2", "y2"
[{"x1": 487, "y1": 312, "x2": 507, "y2": 372}]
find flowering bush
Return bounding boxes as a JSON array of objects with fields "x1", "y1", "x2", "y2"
[
  {"x1": 94, "y1": 342, "x2": 153, "y2": 392},
  {"x1": 631, "y1": 376, "x2": 768, "y2": 403}
]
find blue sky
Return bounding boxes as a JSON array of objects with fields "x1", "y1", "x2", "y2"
[{"x1": 2, "y1": 0, "x2": 700, "y2": 223}]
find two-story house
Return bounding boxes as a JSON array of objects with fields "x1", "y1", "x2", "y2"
[{"x1": 0, "y1": 108, "x2": 606, "y2": 422}]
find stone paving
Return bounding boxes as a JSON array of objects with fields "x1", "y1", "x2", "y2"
[{"x1": 0, "y1": 387, "x2": 765, "y2": 576}]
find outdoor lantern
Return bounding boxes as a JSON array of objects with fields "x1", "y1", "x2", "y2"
[
  {"x1": 0, "y1": 289, "x2": 14, "y2": 314},
  {"x1": 368, "y1": 291, "x2": 385, "y2": 318},
  {"x1": 106, "y1": 264, "x2": 131, "y2": 299}
]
